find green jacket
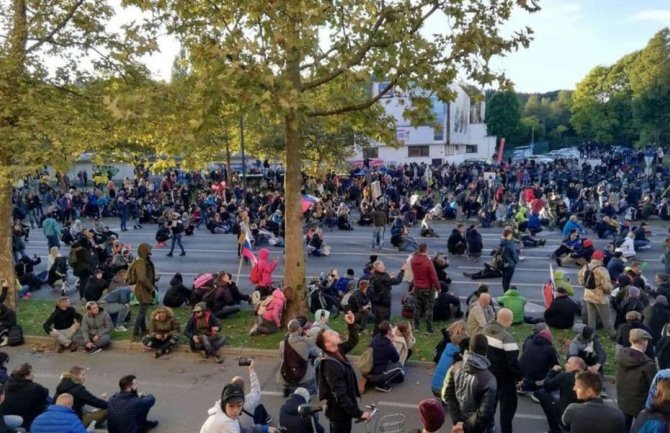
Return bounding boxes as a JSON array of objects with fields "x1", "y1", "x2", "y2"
[
  {"x1": 128, "y1": 243, "x2": 156, "y2": 304},
  {"x1": 496, "y1": 289, "x2": 527, "y2": 324},
  {"x1": 554, "y1": 270, "x2": 575, "y2": 296}
]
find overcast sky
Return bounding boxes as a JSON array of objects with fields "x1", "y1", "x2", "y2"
[{"x1": 126, "y1": 0, "x2": 670, "y2": 94}]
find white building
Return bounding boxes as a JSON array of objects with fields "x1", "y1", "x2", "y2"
[{"x1": 351, "y1": 82, "x2": 496, "y2": 166}]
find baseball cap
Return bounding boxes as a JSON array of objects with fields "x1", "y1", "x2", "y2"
[{"x1": 221, "y1": 384, "x2": 245, "y2": 406}]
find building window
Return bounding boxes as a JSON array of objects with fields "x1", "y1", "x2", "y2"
[
  {"x1": 362, "y1": 147, "x2": 379, "y2": 159},
  {"x1": 431, "y1": 96, "x2": 446, "y2": 141},
  {"x1": 466, "y1": 145, "x2": 477, "y2": 154},
  {"x1": 408, "y1": 145, "x2": 430, "y2": 157}
]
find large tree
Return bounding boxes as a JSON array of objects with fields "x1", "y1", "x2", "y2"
[
  {"x1": 124, "y1": 0, "x2": 539, "y2": 318},
  {"x1": 485, "y1": 89, "x2": 525, "y2": 144}
]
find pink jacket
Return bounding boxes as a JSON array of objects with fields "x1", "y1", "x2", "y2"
[
  {"x1": 262, "y1": 289, "x2": 286, "y2": 327},
  {"x1": 257, "y1": 248, "x2": 278, "y2": 287}
]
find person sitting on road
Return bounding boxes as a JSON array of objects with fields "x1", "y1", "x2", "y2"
[
  {"x1": 3, "y1": 363, "x2": 50, "y2": 430},
  {"x1": 54, "y1": 366, "x2": 108, "y2": 427},
  {"x1": 43, "y1": 297, "x2": 83, "y2": 353},
  {"x1": 562, "y1": 214, "x2": 586, "y2": 238},
  {"x1": 614, "y1": 286, "x2": 646, "y2": 329},
  {"x1": 143, "y1": 306, "x2": 180, "y2": 358},
  {"x1": 162, "y1": 273, "x2": 191, "y2": 308},
  {"x1": 462, "y1": 250, "x2": 504, "y2": 280},
  {"x1": 106, "y1": 375, "x2": 158, "y2": 433},
  {"x1": 420, "y1": 213, "x2": 438, "y2": 238},
  {"x1": 466, "y1": 224, "x2": 483, "y2": 261},
  {"x1": 519, "y1": 324, "x2": 560, "y2": 394},
  {"x1": 398, "y1": 226, "x2": 419, "y2": 252},
  {"x1": 84, "y1": 268, "x2": 108, "y2": 302},
  {"x1": 199, "y1": 384, "x2": 278, "y2": 433},
  {"x1": 568, "y1": 325, "x2": 606, "y2": 375},
  {"x1": 307, "y1": 228, "x2": 329, "y2": 256},
  {"x1": 551, "y1": 229, "x2": 581, "y2": 260},
  {"x1": 544, "y1": 287, "x2": 581, "y2": 329},
  {"x1": 81, "y1": 301, "x2": 113, "y2": 355},
  {"x1": 30, "y1": 393, "x2": 89, "y2": 433},
  {"x1": 447, "y1": 224, "x2": 467, "y2": 256},
  {"x1": 536, "y1": 356, "x2": 585, "y2": 433},
  {"x1": 557, "y1": 238, "x2": 594, "y2": 268},
  {"x1": 363, "y1": 321, "x2": 404, "y2": 393},
  {"x1": 184, "y1": 302, "x2": 226, "y2": 364},
  {"x1": 616, "y1": 231, "x2": 637, "y2": 259},
  {"x1": 278, "y1": 387, "x2": 324, "y2": 433},
  {"x1": 249, "y1": 288, "x2": 286, "y2": 336}
]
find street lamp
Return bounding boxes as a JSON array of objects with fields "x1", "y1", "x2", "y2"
[{"x1": 239, "y1": 112, "x2": 247, "y2": 198}]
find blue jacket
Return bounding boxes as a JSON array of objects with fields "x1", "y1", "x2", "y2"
[
  {"x1": 432, "y1": 343, "x2": 460, "y2": 391},
  {"x1": 499, "y1": 239, "x2": 519, "y2": 267},
  {"x1": 107, "y1": 392, "x2": 156, "y2": 433},
  {"x1": 370, "y1": 335, "x2": 399, "y2": 375},
  {"x1": 562, "y1": 220, "x2": 585, "y2": 237},
  {"x1": 30, "y1": 405, "x2": 87, "y2": 433}
]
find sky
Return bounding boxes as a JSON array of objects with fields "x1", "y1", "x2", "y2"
[{"x1": 127, "y1": 0, "x2": 670, "y2": 94}]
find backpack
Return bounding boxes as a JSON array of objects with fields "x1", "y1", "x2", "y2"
[
  {"x1": 280, "y1": 336, "x2": 308, "y2": 384},
  {"x1": 334, "y1": 277, "x2": 350, "y2": 294},
  {"x1": 7, "y1": 325, "x2": 23, "y2": 346},
  {"x1": 355, "y1": 347, "x2": 374, "y2": 375},
  {"x1": 126, "y1": 259, "x2": 138, "y2": 285},
  {"x1": 68, "y1": 247, "x2": 79, "y2": 266},
  {"x1": 582, "y1": 266, "x2": 602, "y2": 290},
  {"x1": 367, "y1": 279, "x2": 382, "y2": 304},
  {"x1": 402, "y1": 293, "x2": 416, "y2": 319},
  {"x1": 249, "y1": 265, "x2": 262, "y2": 285},
  {"x1": 341, "y1": 290, "x2": 356, "y2": 310}
]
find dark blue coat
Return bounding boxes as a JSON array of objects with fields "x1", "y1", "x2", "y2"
[
  {"x1": 30, "y1": 405, "x2": 87, "y2": 433},
  {"x1": 519, "y1": 332, "x2": 559, "y2": 382},
  {"x1": 107, "y1": 392, "x2": 156, "y2": 433},
  {"x1": 370, "y1": 335, "x2": 399, "y2": 375}
]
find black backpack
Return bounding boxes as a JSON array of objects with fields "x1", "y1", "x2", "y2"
[
  {"x1": 7, "y1": 325, "x2": 23, "y2": 346},
  {"x1": 280, "y1": 337, "x2": 308, "y2": 384},
  {"x1": 582, "y1": 266, "x2": 602, "y2": 290}
]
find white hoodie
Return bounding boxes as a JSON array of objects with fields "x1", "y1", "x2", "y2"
[{"x1": 199, "y1": 400, "x2": 266, "y2": 433}]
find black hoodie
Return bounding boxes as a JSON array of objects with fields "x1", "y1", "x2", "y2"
[
  {"x1": 278, "y1": 394, "x2": 325, "y2": 433},
  {"x1": 163, "y1": 273, "x2": 191, "y2": 308},
  {"x1": 2, "y1": 376, "x2": 49, "y2": 429}
]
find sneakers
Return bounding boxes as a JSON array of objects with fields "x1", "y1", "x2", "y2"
[
  {"x1": 57, "y1": 344, "x2": 66, "y2": 353},
  {"x1": 530, "y1": 392, "x2": 540, "y2": 404},
  {"x1": 115, "y1": 325, "x2": 128, "y2": 332},
  {"x1": 69, "y1": 342, "x2": 78, "y2": 352},
  {"x1": 0, "y1": 336, "x2": 8, "y2": 347},
  {"x1": 215, "y1": 355, "x2": 224, "y2": 364},
  {"x1": 154, "y1": 349, "x2": 162, "y2": 358},
  {"x1": 145, "y1": 420, "x2": 159, "y2": 431},
  {"x1": 375, "y1": 384, "x2": 391, "y2": 393},
  {"x1": 86, "y1": 347, "x2": 103, "y2": 356},
  {"x1": 166, "y1": 253, "x2": 173, "y2": 257},
  {"x1": 179, "y1": 251, "x2": 186, "y2": 256}
]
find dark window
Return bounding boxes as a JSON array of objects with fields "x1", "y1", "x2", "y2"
[
  {"x1": 408, "y1": 145, "x2": 430, "y2": 157},
  {"x1": 362, "y1": 147, "x2": 379, "y2": 159},
  {"x1": 466, "y1": 145, "x2": 477, "y2": 154}
]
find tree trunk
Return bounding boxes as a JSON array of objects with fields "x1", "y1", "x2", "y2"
[
  {"x1": 0, "y1": 166, "x2": 18, "y2": 311},
  {"x1": 225, "y1": 139, "x2": 233, "y2": 187}
]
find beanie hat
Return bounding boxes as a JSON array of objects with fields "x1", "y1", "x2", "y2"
[
  {"x1": 533, "y1": 322, "x2": 548, "y2": 334},
  {"x1": 419, "y1": 399, "x2": 445, "y2": 433},
  {"x1": 582, "y1": 239, "x2": 593, "y2": 248},
  {"x1": 294, "y1": 387, "x2": 310, "y2": 403},
  {"x1": 221, "y1": 384, "x2": 245, "y2": 407},
  {"x1": 592, "y1": 250, "x2": 604, "y2": 261},
  {"x1": 628, "y1": 286, "x2": 641, "y2": 298}
]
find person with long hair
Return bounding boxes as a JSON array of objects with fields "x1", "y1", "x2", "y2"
[
  {"x1": 631, "y1": 378, "x2": 670, "y2": 433},
  {"x1": 392, "y1": 321, "x2": 416, "y2": 366}
]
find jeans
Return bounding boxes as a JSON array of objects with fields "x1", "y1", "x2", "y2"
[
  {"x1": 502, "y1": 266, "x2": 515, "y2": 292},
  {"x1": 87, "y1": 334, "x2": 111, "y2": 348},
  {"x1": 134, "y1": 303, "x2": 151, "y2": 336},
  {"x1": 355, "y1": 310, "x2": 375, "y2": 331},
  {"x1": 191, "y1": 334, "x2": 227, "y2": 356},
  {"x1": 169, "y1": 233, "x2": 185, "y2": 254},
  {"x1": 103, "y1": 303, "x2": 130, "y2": 326},
  {"x1": 372, "y1": 227, "x2": 385, "y2": 250},
  {"x1": 537, "y1": 389, "x2": 563, "y2": 433},
  {"x1": 4, "y1": 415, "x2": 23, "y2": 429},
  {"x1": 586, "y1": 301, "x2": 615, "y2": 337}
]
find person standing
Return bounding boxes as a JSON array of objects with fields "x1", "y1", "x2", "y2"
[
  {"x1": 106, "y1": 375, "x2": 158, "y2": 433},
  {"x1": 371, "y1": 206, "x2": 387, "y2": 251},
  {"x1": 577, "y1": 250, "x2": 616, "y2": 338},
  {"x1": 499, "y1": 228, "x2": 519, "y2": 292},
  {"x1": 615, "y1": 328, "x2": 657, "y2": 432},
  {"x1": 483, "y1": 309, "x2": 521, "y2": 433},
  {"x1": 444, "y1": 333, "x2": 497, "y2": 433},
  {"x1": 127, "y1": 243, "x2": 156, "y2": 340},
  {"x1": 316, "y1": 311, "x2": 371, "y2": 433},
  {"x1": 562, "y1": 371, "x2": 625, "y2": 433},
  {"x1": 410, "y1": 243, "x2": 441, "y2": 333},
  {"x1": 166, "y1": 212, "x2": 185, "y2": 257},
  {"x1": 41, "y1": 212, "x2": 61, "y2": 251},
  {"x1": 368, "y1": 260, "x2": 404, "y2": 332},
  {"x1": 277, "y1": 318, "x2": 321, "y2": 397}
]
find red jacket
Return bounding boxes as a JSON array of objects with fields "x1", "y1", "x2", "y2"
[{"x1": 410, "y1": 253, "x2": 440, "y2": 290}]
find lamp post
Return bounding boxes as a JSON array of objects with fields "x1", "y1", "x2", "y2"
[{"x1": 239, "y1": 112, "x2": 247, "y2": 198}]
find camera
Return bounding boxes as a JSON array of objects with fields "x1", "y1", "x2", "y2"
[{"x1": 238, "y1": 358, "x2": 252, "y2": 366}]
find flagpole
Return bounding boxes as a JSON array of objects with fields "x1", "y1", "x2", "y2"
[{"x1": 236, "y1": 254, "x2": 244, "y2": 285}]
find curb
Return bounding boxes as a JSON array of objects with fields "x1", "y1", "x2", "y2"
[{"x1": 23, "y1": 335, "x2": 436, "y2": 368}]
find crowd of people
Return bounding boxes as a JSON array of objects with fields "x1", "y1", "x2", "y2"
[{"x1": 4, "y1": 145, "x2": 670, "y2": 433}]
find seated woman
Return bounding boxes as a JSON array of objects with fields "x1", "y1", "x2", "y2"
[
  {"x1": 336, "y1": 203, "x2": 353, "y2": 230},
  {"x1": 307, "y1": 228, "x2": 330, "y2": 256},
  {"x1": 398, "y1": 227, "x2": 419, "y2": 252},
  {"x1": 420, "y1": 214, "x2": 438, "y2": 238},
  {"x1": 249, "y1": 288, "x2": 286, "y2": 336},
  {"x1": 615, "y1": 231, "x2": 637, "y2": 259}
]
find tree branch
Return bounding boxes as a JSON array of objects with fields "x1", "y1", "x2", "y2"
[
  {"x1": 26, "y1": 0, "x2": 86, "y2": 54},
  {"x1": 307, "y1": 79, "x2": 397, "y2": 117}
]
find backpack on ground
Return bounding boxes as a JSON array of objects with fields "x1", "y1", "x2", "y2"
[
  {"x1": 249, "y1": 265, "x2": 262, "y2": 285},
  {"x1": 582, "y1": 266, "x2": 602, "y2": 290},
  {"x1": 280, "y1": 336, "x2": 308, "y2": 384},
  {"x1": 355, "y1": 347, "x2": 374, "y2": 375},
  {"x1": 7, "y1": 325, "x2": 23, "y2": 346}
]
